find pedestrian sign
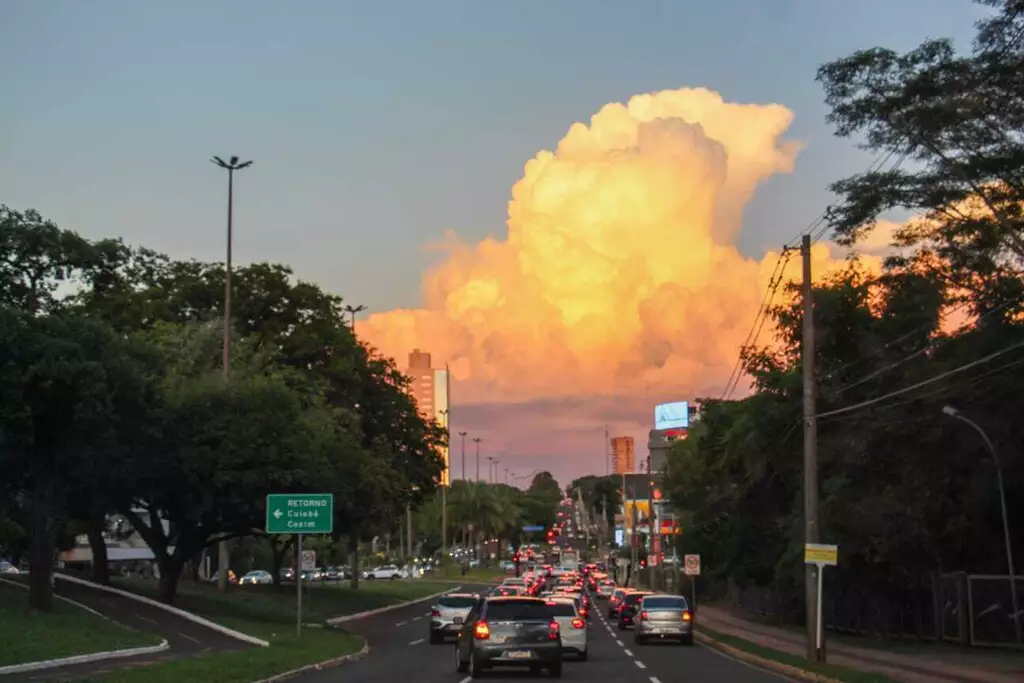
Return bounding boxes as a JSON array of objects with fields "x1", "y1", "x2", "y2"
[
  {"x1": 684, "y1": 554, "x2": 701, "y2": 576},
  {"x1": 266, "y1": 493, "x2": 334, "y2": 534}
]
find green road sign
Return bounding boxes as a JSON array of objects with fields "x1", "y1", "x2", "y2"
[{"x1": 266, "y1": 493, "x2": 334, "y2": 534}]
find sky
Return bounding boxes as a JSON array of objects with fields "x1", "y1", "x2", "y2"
[{"x1": 1, "y1": 0, "x2": 987, "y2": 486}]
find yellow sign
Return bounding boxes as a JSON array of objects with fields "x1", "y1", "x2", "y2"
[
  {"x1": 624, "y1": 500, "x2": 651, "y2": 522},
  {"x1": 804, "y1": 543, "x2": 838, "y2": 566}
]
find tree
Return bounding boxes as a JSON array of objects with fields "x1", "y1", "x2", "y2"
[{"x1": 0, "y1": 307, "x2": 148, "y2": 610}]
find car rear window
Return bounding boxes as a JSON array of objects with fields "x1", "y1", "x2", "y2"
[
  {"x1": 643, "y1": 596, "x2": 687, "y2": 609},
  {"x1": 438, "y1": 596, "x2": 476, "y2": 608},
  {"x1": 625, "y1": 592, "x2": 649, "y2": 604},
  {"x1": 485, "y1": 600, "x2": 552, "y2": 621},
  {"x1": 546, "y1": 602, "x2": 577, "y2": 617}
]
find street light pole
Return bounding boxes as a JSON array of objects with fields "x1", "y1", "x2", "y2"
[
  {"x1": 459, "y1": 432, "x2": 468, "y2": 481},
  {"x1": 211, "y1": 154, "x2": 252, "y2": 593},
  {"x1": 474, "y1": 438, "x2": 482, "y2": 482},
  {"x1": 343, "y1": 304, "x2": 366, "y2": 329},
  {"x1": 943, "y1": 405, "x2": 1021, "y2": 643},
  {"x1": 487, "y1": 456, "x2": 495, "y2": 483}
]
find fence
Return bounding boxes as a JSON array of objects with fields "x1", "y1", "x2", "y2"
[{"x1": 728, "y1": 571, "x2": 1023, "y2": 648}]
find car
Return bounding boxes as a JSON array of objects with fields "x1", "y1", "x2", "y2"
[
  {"x1": 239, "y1": 570, "x2": 273, "y2": 585},
  {"x1": 596, "y1": 579, "x2": 616, "y2": 599},
  {"x1": 617, "y1": 590, "x2": 653, "y2": 630},
  {"x1": 429, "y1": 593, "x2": 479, "y2": 644},
  {"x1": 608, "y1": 587, "x2": 628, "y2": 618},
  {"x1": 546, "y1": 597, "x2": 588, "y2": 660},
  {"x1": 365, "y1": 565, "x2": 407, "y2": 580},
  {"x1": 453, "y1": 596, "x2": 563, "y2": 678},
  {"x1": 634, "y1": 594, "x2": 694, "y2": 645}
]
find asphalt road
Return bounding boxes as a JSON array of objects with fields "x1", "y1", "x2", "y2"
[{"x1": 295, "y1": 590, "x2": 793, "y2": 682}]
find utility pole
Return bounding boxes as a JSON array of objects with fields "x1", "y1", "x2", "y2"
[
  {"x1": 487, "y1": 456, "x2": 495, "y2": 483},
  {"x1": 474, "y1": 437, "x2": 482, "y2": 482},
  {"x1": 459, "y1": 431, "x2": 468, "y2": 480},
  {"x1": 604, "y1": 425, "x2": 610, "y2": 475},
  {"x1": 801, "y1": 234, "x2": 822, "y2": 661},
  {"x1": 212, "y1": 155, "x2": 252, "y2": 594}
]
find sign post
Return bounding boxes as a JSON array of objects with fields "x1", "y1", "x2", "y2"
[
  {"x1": 684, "y1": 554, "x2": 701, "y2": 612},
  {"x1": 804, "y1": 543, "x2": 838, "y2": 661},
  {"x1": 266, "y1": 494, "x2": 334, "y2": 637}
]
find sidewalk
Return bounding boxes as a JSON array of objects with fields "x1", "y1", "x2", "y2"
[{"x1": 697, "y1": 605, "x2": 1024, "y2": 683}]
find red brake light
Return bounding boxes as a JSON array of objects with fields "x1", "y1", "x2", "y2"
[
  {"x1": 548, "y1": 621, "x2": 560, "y2": 640},
  {"x1": 640, "y1": 610, "x2": 649, "y2": 620},
  {"x1": 579, "y1": 607, "x2": 588, "y2": 616},
  {"x1": 682, "y1": 610, "x2": 692, "y2": 622},
  {"x1": 545, "y1": 601, "x2": 558, "y2": 606},
  {"x1": 431, "y1": 609, "x2": 440, "y2": 617},
  {"x1": 571, "y1": 617, "x2": 585, "y2": 629},
  {"x1": 474, "y1": 621, "x2": 490, "y2": 640}
]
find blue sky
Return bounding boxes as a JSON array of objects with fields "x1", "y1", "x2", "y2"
[{"x1": 2, "y1": 0, "x2": 983, "y2": 318}]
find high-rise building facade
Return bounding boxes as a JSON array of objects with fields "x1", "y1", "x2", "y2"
[
  {"x1": 610, "y1": 436, "x2": 635, "y2": 474},
  {"x1": 405, "y1": 349, "x2": 450, "y2": 486}
]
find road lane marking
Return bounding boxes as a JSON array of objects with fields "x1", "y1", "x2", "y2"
[
  {"x1": 459, "y1": 677, "x2": 471, "y2": 683},
  {"x1": 177, "y1": 632, "x2": 201, "y2": 645},
  {"x1": 409, "y1": 637, "x2": 425, "y2": 645},
  {"x1": 412, "y1": 616, "x2": 422, "y2": 621},
  {"x1": 650, "y1": 678, "x2": 661, "y2": 683},
  {"x1": 624, "y1": 648, "x2": 633, "y2": 656},
  {"x1": 635, "y1": 660, "x2": 647, "y2": 669},
  {"x1": 395, "y1": 620, "x2": 407, "y2": 626}
]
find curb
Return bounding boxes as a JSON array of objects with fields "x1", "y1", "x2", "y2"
[
  {"x1": 56, "y1": 573, "x2": 270, "y2": 648},
  {"x1": 250, "y1": 641, "x2": 370, "y2": 683},
  {"x1": 326, "y1": 585, "x2": 463, "y2": 625},
  {"x1": 0, "y1": 577, "x2": 108, "y2": 620},
  {"x1": 695, "y1": 630, "x2": 843, "y2": 683},
  {"x1": 0, "y1": 640, "x2": 170, "y2": 675}
]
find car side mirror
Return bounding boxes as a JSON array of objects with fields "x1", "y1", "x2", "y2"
[{"x1": 452, "y1": 616, "x2": 464, "y2": 625}]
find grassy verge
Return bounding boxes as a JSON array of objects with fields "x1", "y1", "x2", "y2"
[
  {"x1": 434, "y1": 565, "x2": 508, "y2": 582},
  {"x1": 0, "y1": 582, "x2": 159, "y2": 668},
  {"x1": 79, "y1": 578, "x2": 451, "y2": 683},
  {"x1": 699, "y1": 626, "x2": 901, "y2": 683}
]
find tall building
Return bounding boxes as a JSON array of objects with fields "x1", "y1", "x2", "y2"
[
  {"x1": 405, "y1": 349, "x2": 450, "y2": 486},
  {"x1": 610, "y1": 436, "x2": 635, "y2": 474}
]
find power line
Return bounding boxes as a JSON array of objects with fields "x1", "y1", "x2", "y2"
[{"x1": 815, "y1": 339, "x2": 1024, "y2": 419}]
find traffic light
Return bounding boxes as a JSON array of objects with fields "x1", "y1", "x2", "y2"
[{"x1": 546, "y1": 529, "x2": 555, "y2": 541}]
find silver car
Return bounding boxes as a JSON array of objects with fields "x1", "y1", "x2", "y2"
[
  {"x1": 429, "y1": 593, "x2": 478, "y2": 643},
  {"x1": 546, "y1": 597, "x2": 588, "y2": 660},
  {"x1": 634, "y1": 594, "x2": 694, "y2": 645}
]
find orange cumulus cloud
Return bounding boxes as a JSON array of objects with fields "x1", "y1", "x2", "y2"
[{"x1": 362, "y1": 87, "x2": 879, "y2": 410}]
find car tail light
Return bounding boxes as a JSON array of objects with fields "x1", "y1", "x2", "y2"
[
  {"x1": 474, "y1": 621, "x2": 490, "y2": 640},
  {"x1": 548, "y1": 621, "x2": 560, "y2": 640},
  {"x1": 640, "y1": 610, "x2": 649, "y2": 620},
  {"x1": 579, "y1": 608, "x2": 588, "y2": 617},
  {"x1": 682, "y1": 610, "x2": 692, "y2": 622},
  {"x1": 571, "y1": 618, "x2": 585, "y2": 629},
  {"x1": 431, "y1": 609, "x2": 440, "y2": 617}
]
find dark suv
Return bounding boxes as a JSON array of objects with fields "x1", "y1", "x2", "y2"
[
  {"x1": 454, "y1": 596, "x2": 563, "y2": 678},
  {"x1": 617, "y1": 590, "x2": 652, "y2": 630}
]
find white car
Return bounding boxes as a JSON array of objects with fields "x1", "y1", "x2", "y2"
[
  {"x1": 365, "y1": 565, "x2": 407, "y2": 580},
  {"x1": 547, "y1": 596, "x2": 588, "y2": 659},
  {"x1": 239, "y1": 570, "x2": 273, "y2": 585}
]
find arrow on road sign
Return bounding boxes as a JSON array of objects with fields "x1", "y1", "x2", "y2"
[{"x1": 273, "y1": 509, "x2": 283, "y2": 519}]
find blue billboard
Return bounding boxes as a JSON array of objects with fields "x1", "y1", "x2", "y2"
[{"x1": 654, "y1": 401, "x2": 689, "y2": 430}]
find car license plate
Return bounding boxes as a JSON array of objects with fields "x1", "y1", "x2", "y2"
[{"x1": 506, "y1": 650, "x2": 532, "y2": 659}]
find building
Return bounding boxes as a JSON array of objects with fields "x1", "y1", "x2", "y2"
[
  {"x1": 610, "y1": 436, "x2": 635, "y2": 474},
  {"x1": 405, "y1": 349, "x2": 450, "y2": 486},
  {"x1": 648, "y1": 401, "x2": 699, "y2": 472}
]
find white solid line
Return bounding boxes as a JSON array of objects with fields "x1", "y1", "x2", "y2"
[
  {"x1": 395, "y1": 620, "x2": 407, "y2": 626},
  {"x1": 635, "y1": 660, "x2": 647, "y2": 669},
  {"x1": 624, "y1": 648, "x2": 633, "y2": 656},
  {"x1": 409, "y1": 638, "x2": 425, "y2": 645}
]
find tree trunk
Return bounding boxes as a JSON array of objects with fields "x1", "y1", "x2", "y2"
[
  {"x1": 156, "y1": 553, "x2": 188, "y2": 605},
  {"x1": 86, "y1": 515, "x2": 110, "y2": 585},
  {"x1": 28, "y1": 483, "x2": 57, "y2": 612},
  {"x1": 270, "y1": 536, "x2": 293, "y2": 590},
  {"x1": 348, "y1": 537, "x2": 360, "y2": 590}
]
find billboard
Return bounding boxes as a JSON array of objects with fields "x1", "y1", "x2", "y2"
[
  {"x1": 654, "y1": 401, "x2": 689, "y2": 430},
  {"x1": 434, "y1": 368, "x2": 450, "y2": 486}
]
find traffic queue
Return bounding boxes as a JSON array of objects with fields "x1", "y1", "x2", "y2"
[{"x1": 426, "y1": 560, "x2": 694, "y2": 677}]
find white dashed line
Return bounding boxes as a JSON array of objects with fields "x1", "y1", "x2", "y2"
[
  {"x1": 409, "y1": 637, "x2": 425, "y2": 645},
  {"x1": 624, "y1": 648, "x2": 634, "y2": 656},
  {"x1": 650, "y1": 678, "x2": 662, "y2": 683},
  {"x1": 412, "y1": 616, "x2": 422, "y2": 621},
  {"x1": 459, "y1": 678, "x2": 471, "y2": 683},
  {"x1": 395, "y1": 620, "x2": 407, "y2": 627},
  {"x1": 614, "y1": 638, "x2": 623, "y2": 646},
  {"x1": 635, "y1": 660, "x2": 647, "y2": 669}
]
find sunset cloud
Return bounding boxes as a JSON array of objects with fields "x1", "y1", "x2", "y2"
[{"x1": 360, "y1": 87, "x2": 882, "y2": 482}]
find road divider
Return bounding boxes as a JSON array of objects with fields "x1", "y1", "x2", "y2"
[
  {"x1": 326, "y1": 585, "x2": 462, "y2": 625},
  {"x1": 0, "y1": 640, "x2": 170, "y2": 676}
]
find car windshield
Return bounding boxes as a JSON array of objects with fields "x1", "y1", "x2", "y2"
[
  {"x1": 485, "y1": 600, "x2": 552, "y2": 621},
  {"x1": 643, "y1": 596, "x2": 688, "y2": 610},
  {"x1": 438, "y1": 596, "x2": 476, "y2": 608}
]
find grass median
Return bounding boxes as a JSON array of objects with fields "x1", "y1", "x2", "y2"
[
  {"x1": 0, "y1": 581, "x2": 159, "y2": 668},
  {"x1": 80, "y1": 578, "x2": 454, "y2": 683},
  {"x1": 698, "y1": 626, "x2": 900, "y2": 683}
]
